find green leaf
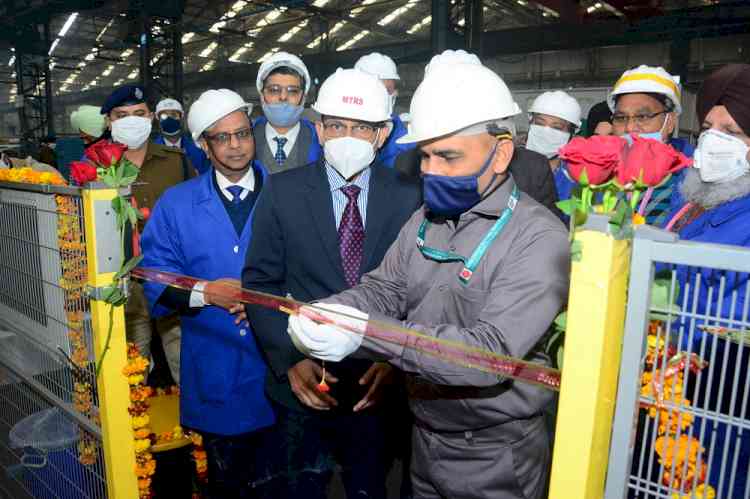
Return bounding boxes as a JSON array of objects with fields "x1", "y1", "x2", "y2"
[
  {"x1": 556, "y1": 199, "x2": 575, "y2": 216},
  {"x1": 557, "y1": 345, "x2": 565, "y2": 370},
  {"x1": 579, "y1": 168, "x2": 589, "y2": 186},
  {"x1": 650, "y1": 278, "x2": 681, "y2": 320},
  {"x1": 571, "y1": 239, "x2": 583, "y2": 261},
  {"x1": 125, "y1": 203, "x2": 138, "y2": 227},
  {"x1": 100, "y1": 169, "x2": 119, "y2": 188},
  {"x1": 554, "y1": 311, "x2": 567, "y2": 331},
  {"x1": 114, "y1": 255, "x2": 143, "y2": 280},
  {"x1": 120, "y1": 163, "x2": 139, "y2": 186}
]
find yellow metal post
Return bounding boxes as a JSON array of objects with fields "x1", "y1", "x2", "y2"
[
  {"x1": 83, "y1": 188, "x2": 139, "y2": 499},
  {"x1": 548, "y1": 229, "x2": 631, "y2": 499}
]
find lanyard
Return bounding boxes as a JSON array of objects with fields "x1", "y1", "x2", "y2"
[{"x1": 417, "y1": 185, "x2": 520, "y2": 284}]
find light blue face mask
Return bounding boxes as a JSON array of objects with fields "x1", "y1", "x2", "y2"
[
  {"x1": 262, "y1": 102, "x2": 304, "y2": 128},
  {"x1": 623, "y1": 131, "x2": 663, "y2": 145}
]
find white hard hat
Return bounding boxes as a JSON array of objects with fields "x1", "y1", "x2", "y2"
[
  {"x1": 398, "y1": 63, "x2": 521, "y2": 144},
  {"x1": 312, "y1": 68, "x2": 391, "y2": 123},
  {"x1": 155, "y1": 98, "x2": 183, "y2": 116},
  {"x1": 188, "y1": 89, "x2": 252, "y2": 141},
  {"x1": 256, "y1": 51, "x2": 311, "y2": 94},
  {"x1": 608, "y1": 65, "x2": 682, "y2": 115},
  {"x1": 354, "y1": 52, "x2": 400, "y2": 80},
  {"x1": 424, "y1": 49, "x2": 481, "y2": 75},
  {"x1": 529, "y1": 91, "x2": 582, "y2": 128}
]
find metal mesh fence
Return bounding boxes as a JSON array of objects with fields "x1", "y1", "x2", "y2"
[
  {"x1": 0, "y1": 184, "x2": 106, "y2": 498},
  {"x1": 606, "y1": 234, "x2": 750, "y2": 499}
]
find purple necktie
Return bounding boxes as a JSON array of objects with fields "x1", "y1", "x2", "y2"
[{"x1": 338, "y1": 185, "x2": 364, "y2": 287}]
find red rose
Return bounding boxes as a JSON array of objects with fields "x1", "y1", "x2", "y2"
[
  {"x1": 617, "y1": 135, "x2": 693, "y2": 187},
  {"x1": 559, "y1": 135, "x2": 626, "y2": 186},
  {"x1": 70, "y1": 161, "x2": 99, "y2": 185},
  {"x1": 85, "y1": 140, "x2": 127, "y2": 167}
]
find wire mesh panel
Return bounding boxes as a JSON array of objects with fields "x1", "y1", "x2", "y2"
[
  {"x1": 0, "y1": 183, "x2": 105, "y2": 498},
  {"x1": 606, "y1": 233, "x2": 750, "y2": 499}
]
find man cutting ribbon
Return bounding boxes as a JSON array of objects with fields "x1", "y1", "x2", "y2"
[{"x1": 287, "y1": 61, "x2": 571, "y2": 499}]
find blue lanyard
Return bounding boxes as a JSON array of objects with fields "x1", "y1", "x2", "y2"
[{"x1": 416, "y1": 185, "x2": 520, "y2": 284}]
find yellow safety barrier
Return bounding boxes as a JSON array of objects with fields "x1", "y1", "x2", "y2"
[
  {"x1": 548, "y1": 228, "x2": 631, "y2": 499},
  {"x1": 83, "y1": 187, "x2": 139, "y2": 499}
]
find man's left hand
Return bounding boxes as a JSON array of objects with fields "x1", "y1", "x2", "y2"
[{"x1": 353, "y1": 362, "x2": 395, "y2": 412}]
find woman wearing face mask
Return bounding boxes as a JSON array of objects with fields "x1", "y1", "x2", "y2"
[
  {"x1": 99, "y1": 84, "x2": 195, "y2": 385},
  {"x1": 661, "y1": 63, "x2": 750, "y2": 499},
  {"x1": 525, "y1": 91, "x2": 582, "y2": 205}
]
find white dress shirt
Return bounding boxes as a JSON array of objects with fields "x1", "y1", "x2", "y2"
[{"x1": 265, "y1": 122, "x2": 300, "y2": 157}]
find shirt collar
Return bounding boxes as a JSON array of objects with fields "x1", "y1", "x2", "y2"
[
  {"x1": 214, "y1": 166, "x2": 256, "y2": 201},
  {"x1": 266, "y1": 121, "x2": 301, "y2": 144},
  {"x1": 468, "y1": 174, "x2": 517, "y2": 217},
  {"x1": 324, "y1": 162, "x2": 371, "y2": 193}
]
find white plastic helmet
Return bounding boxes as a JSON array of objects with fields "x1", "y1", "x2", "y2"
[
  {"x1": 608, "y1": 65, "x2": 682, "y2": 115},
  {"x1": 155, "y1": 98, "x2": 183, "y2": 116},
  {"x1": 188, "y1": 89, "x2": 252, "y2": 141},
  {"x1": 256, "y1": 51, "x2": 311, "y2": 95},
  {"x1": 529, "y1": 91, "x2": 582, "y2": 129},
  {"x1": 424, "y1": 49, "x2": 482, "y2": 75},
  {"x1": 398, "y1": 63, "x2": 521, "y2": 144},
  {"x1": 354, "y1": 52, "x2": 400, "y2": 80},
  {"x1": 312, "y1": 68, "x2": 391, "y2": 123}
]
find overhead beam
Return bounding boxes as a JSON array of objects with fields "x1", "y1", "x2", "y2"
[{"x1": 533, "y1": 0, "x2": 582, "y2": 23}]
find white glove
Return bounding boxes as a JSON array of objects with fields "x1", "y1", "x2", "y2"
[{"x1": 287, "y1": 303, "x2": 368, "y2": 362}]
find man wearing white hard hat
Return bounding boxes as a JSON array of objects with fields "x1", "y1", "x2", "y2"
[
  {"x1": 141, "y1": 89, "x2": 275, "y2": 498},
  {"x1": 154, "y1": 97, "x2": 212, "y2": 174},
  {"x1": 608, "y1": 65, "x2": 695, "y2": 224},
  {"x1": 243, "y1": 68, "x2": 421, "y2": 498},
  {"x1": 355, "y1": 52, "x2": 415, "y2": 169},
  {"x1": 287, "y1": 63, "x2": 570, "y2": 498},
  {"x1": 253, "y1": 51, "x2": 322, "y2": 174}
]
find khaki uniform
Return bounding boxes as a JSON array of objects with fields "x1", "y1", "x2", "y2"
[
  {"x1": 126, "y1": 142, "x2": 195, "y2": 383},
  {"x1": 328, "y1": 175, "x2": 570, "y2": 499}
]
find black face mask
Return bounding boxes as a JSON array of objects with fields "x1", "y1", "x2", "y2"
[{"x1": 160, "y1": 116, "x2": 182, "y2": 136}]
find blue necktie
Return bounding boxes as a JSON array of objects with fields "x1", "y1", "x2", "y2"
[
  {"x1": 273, "y1": 136, "x2": 288, "y2": 165},
  {"x1": 227, "y1": 185, "x2": 244, "y2": 206}
]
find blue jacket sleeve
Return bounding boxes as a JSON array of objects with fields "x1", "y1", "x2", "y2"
[
  {"x1": 140, "y1": 192, "x2": 187, "y2": 318},
  {"x1": 241, "y1": 179, "x2": 305, "y2": 380}
]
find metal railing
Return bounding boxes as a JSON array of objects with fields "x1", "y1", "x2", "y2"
[{"x1": 606, "y1": 233, "x2": 750, "y2": 498}]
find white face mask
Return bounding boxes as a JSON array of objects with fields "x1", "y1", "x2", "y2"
[
  {"x1": 111, "y1": 116, "x2": 152, "y2": 149},
  {"x1": 324, "y1": 135, "x2": 377, "y2": 180},
  {"x1": 526, "y1": 124, "x2": 570, "y2": 159},
  {"x1": 695, "y1": 129, "x2": 750, "y2": 184}
]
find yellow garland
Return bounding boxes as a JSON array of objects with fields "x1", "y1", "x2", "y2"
[{"x1": 125, "y1": 343, "x2": 156, "y2": 499}]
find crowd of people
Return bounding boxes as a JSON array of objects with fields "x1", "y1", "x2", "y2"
[{"x1": 43, "y1": 48, "x2": 750, "y2": 498}]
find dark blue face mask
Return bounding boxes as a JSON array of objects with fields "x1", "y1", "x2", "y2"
[
  {"x1": 423, "y1": 142, "x2": 498, "y2": 217},
  {"x1": 160, "y1": 116, "x2": 182, "y2": 136}
]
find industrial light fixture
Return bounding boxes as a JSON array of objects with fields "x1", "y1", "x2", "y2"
[
  {"x1": 407, "y1": 15, "x2": 431, "y2": 34},
  {"x1": 48, "y1": 38, "x2": 61, "y2": 55},
  {"x1": 58, "y1": 13, "x2": 78, "y2": 37}
]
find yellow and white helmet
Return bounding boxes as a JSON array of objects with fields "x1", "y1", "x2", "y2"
[{"x1": 608, "y1": 65, "x2": 682, "y2": 115}]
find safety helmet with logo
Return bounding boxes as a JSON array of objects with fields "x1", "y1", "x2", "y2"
[
  {"x1": 355, "y1": 52, "x2": 400, "y2": 80},
  {"x1": 155, "y1": 98, "x2": 183, "y2": 116},
  {"x1": 256, "y1": 52, "x2": 311, "y2": 96},
  {"x1": 608, "y1": 65, "x2": 682, "y2": 115},
  {"x1": 398, "y1": 63, "x2": 521, "y2": 144},
  {"x1": 312, "y1": 68, "x2": 391, "y2": 123},
  {"x1": 188, "y1": 89, "x2": 252, "y2": 141},
  {"x1": 424, "y1": 49, "x2": 482, "y2": 75},
  {"x1": 529, "y1": 90, "x2": 582, "y2": 129}
]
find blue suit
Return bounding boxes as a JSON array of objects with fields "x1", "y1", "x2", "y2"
[
  {"x1": 377, "y1": 113, "x2": 415, "y2": 169},
  {"x1": 140, "y1": 164, "x2": 274, "y2": 436},
  {"x1": 154, "y1": 133, "x2": 212, "y2": 175},
  {"x1": 662, "y1": 182, "x2": 750, "y2": 499}
]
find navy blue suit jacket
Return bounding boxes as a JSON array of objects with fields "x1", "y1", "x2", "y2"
[{"x1": 242, "y1": 160, "x2": 422, "y2": 412}]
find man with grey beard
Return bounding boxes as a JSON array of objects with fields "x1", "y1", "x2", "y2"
[{"x1": 664, "y1": 63, "x2": 750, "y2": 499}]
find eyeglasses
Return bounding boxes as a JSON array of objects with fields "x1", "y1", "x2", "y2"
[
  {"x1": 263, "y1": 84, "x2": 303, "y2": 98},
  {"x1": 322, "y1": 121, "x2": 380, "y2": 139},
  {"x1": 611, "y1": 111, "x2": 666, "y2": 127},
  {"x1": 204, "y1": 128, "x2": 253, "y2": 146}
]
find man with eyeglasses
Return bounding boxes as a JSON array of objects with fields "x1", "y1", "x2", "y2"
[
  {"x1": 141, "y1": 89, "x2": 275, "y2": 498},
  {"x1": 608, "y1": 65, "x2": 695, "y2": 224},
  {"x1": 243, "y1": 68, "x2": 421, "y2": 498},
  {"x1": 253, "y1": 52, "x2": 322, "y2": 174},
  {"x1": 286, "y1": 62, "x2": 570, "y2": 499}
]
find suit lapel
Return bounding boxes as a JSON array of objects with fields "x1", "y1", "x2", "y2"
[
  {"x1": 361, "y1": 165, "x2": 394, "y2": 273},
  {"x1": 305, "y1": 164, "x2": 347, "y2": 284}
]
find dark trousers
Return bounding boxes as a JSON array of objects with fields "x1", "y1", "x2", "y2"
[
  {"x1": 263, "y1": 400, "x2": 389, "y2": 499},
  {"x1": 202, "y1": 427, "x2": 275, "y2": 499}
]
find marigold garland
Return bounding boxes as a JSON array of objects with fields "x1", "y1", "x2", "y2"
[
  {"x1": 641, "y1": 322, "x2": 716, "y2": 497},
  {"x1": 125, "y1": 343, "x2": 156, "y2": 499}
]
